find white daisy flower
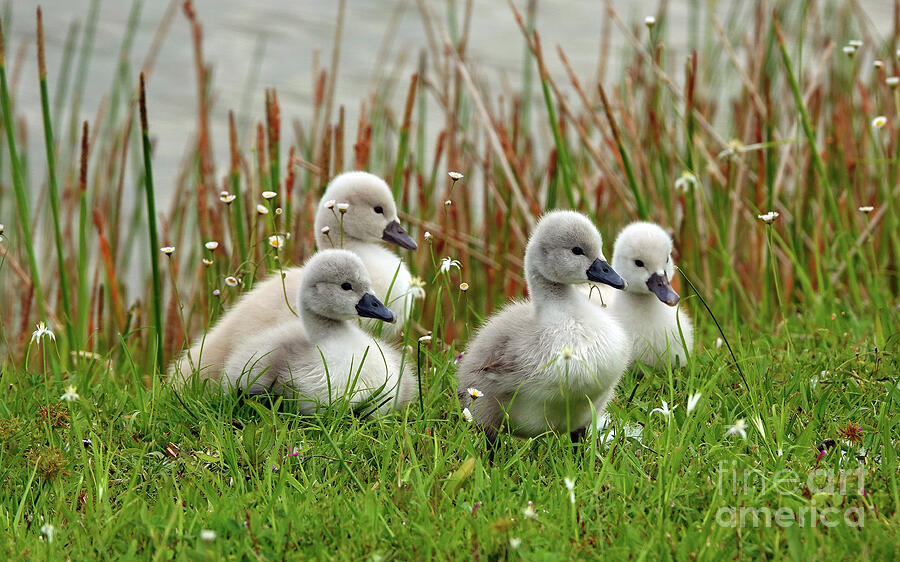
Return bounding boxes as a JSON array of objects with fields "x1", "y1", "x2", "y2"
[
  {"x1": 409, "y1": 277, "x2": 426, "y2": 300},
  {"x1": 204, "y1": 241, "x2": 219, "y2": 251},
  {"x1": 757, "y1": 211, "x2": 780, "y2": 224},
  {"x1": 60, "y1": 384, "x2": 79, "y2": 402},
  {"x1": 872, "y1": 116, "x2": 888, "y2": 129},
  {"x1": 256, "y1": 204, "x2": 269, "y2": 215},
  {"x1": 888, "y1": 76, "x2": 900, "y2": 87},
  {"x1": 461, "y1": 407, "x2": 473, "y2": 423},
  {"x1": 459, "y1": 282, "x2": 469, "y2": 292},
  {"x1": 160, "y1": 246, "x2": 176, "y2": 255},
  {"x1": 336, "y1": 203, "x2": 350, "y2": 213},
  {"x1": 41, "y1": 524, "x2": 54, "y2": 543},
  {"x1": 440, "y1": 257, "x2": 461, "y2": 274},
  {"x1": 564, "y1": 477, "x2": 576, "y2": 504},
  {"x1": 687, "y1": 393, "x2": 702, "y2": 414},
  {"x1": 224, "y1": 276, "x2": 239, "y2": 287},
  {"x1": 324, "y1": 199, "x2": 336, "y2": 209},
  {"x1": 727, "y1": 419, "x2": 748, "y2": 439},
  {"x1": 418, "y1": 335, "x2": 432, "y2": 344},
  {"x1": 644, "y1": 15, "x2": 656, "y2": 27},
  {"x1": 268, "y1": 235, "x2": 285, "y2": 249},
  {"x1": 650, "y1": 400, "x2": 676, "y2": 418},
  {"x1": 262, "y1": 191, "x2": 277, "y2": 200},
  {"x1": 219, "y1": 191, "x2": 236, "y2": 204},
  {"x1": 674, "y1": 171, "x2": 697, "y2": 192},
  {"x1": 200, "y1": 529, "x2": 216, "y2": 542},
  {"x1": 467, "y1": 387, "x2": 483, "y2": 399},
  {"x1": 31, "y1": 321, "x2": 56, "y2": 344},
  {"x1": 858, "y1": 205, "x2": 875, "y2": 214},
  {"x1": 509, "y1": 537, "x2": 521, "y2": 549},
  {"x1": 423, "y1": 231, "x2": 433, "y2": 241},
  {"x1": 202, "y1": 258, "x2": 214, "y2": 267},
  {"x1": 522, "y1": 501, "x2": 537, "y2": 520},
  {"x1": 448, "y1": 171, "x2": 464, "y2": 181}
]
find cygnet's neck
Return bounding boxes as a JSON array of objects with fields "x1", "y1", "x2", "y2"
[
  {"x1": 315, "y1": 232, "x2": 375, "y2": 252},
  {"x1": 526, "y1": 267, "x2": 580, "y2": 312},
  {"x1": 299, "y1": 301, "x2": 351, "y2": 342}
]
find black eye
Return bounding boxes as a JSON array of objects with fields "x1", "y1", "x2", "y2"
[
  {"x1": 571, "y1": 247, "x2": 584, "y2": 255},
  {"x1": 374, "y1": 206, "x2": 384, "y2": 214},
  {"x1": 341, "y1": 282, "x2": 352, "y2": 290},
  {"x1": 634, "y1": 260, "x2": 644, "y2": 268}
]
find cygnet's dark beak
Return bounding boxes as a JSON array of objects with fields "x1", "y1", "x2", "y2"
[
  {"x1": 587, "y1": 259, "x2": 626, "y2": 290},
  {"x1": 647, "y1": 273, "x2": 680, "y2": 306},
  {"x1": 382, "y1": 220, "x2": 418, "y2": 250},
  {"x1": 356, "y1": 293, "x2": 396, "y2": 323}
]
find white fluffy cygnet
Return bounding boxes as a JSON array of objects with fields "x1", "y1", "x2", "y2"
[
  {"x1": 456, "y1": 210, "x2": 631, "y2": 448},
  {"x1": 222, "y1": 249, "x2": 416, "y2": 414},
  {"x1": 596, "y1": 222, "x2": 693, "y2": 369},
  {"x1": 170, "y1": 171, "x2": 417, "y2": 384}
]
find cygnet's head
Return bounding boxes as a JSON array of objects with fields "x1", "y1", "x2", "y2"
[
  {"x1": 300, "y1": 249, "x2": 396, "y2": 323},
  {"x1": 314, "y1": 172, "x2": 417, "y2": 251},
  {"x1": 611, "y1": 222, "x2": 680, "y2": 306},
  {"x1": 525, "y1": 210, "x2": 625, "y2": 289}
]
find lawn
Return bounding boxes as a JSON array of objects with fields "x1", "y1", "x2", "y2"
[{"x1": 1, "y1": 0, "x2": 898, "y2": 559}]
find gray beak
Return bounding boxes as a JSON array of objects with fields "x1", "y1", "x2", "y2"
[
  {"x1": 356, "y1": 293, "x2": 396, "y2": 323},
  {"x1": 587, "y1": 259, "x2": 626, "y2": 290},
  {"x1": 382, "y1": 220, "x2": 417, "y2": 250},
  {"x1": 647, "y1": 273, "x2": 680, "y2": 306}
]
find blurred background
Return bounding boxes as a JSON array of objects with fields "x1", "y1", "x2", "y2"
[{"x1": 5, "y1": 0, "x2": 892, "y2": 207}]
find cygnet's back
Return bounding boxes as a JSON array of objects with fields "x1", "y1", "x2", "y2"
[
  {"x1": 169, "y1": 172, "x2": 418, "y2": 385},
  {"x1": 223, "y1": 249, "x2": 416, "y2": 414},
  {"x1": 457, "y1": 211, "x2": 631, "y2": 443}
]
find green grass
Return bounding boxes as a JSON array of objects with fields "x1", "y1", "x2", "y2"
[
  {"x1": 0, "y1": 0, "x2": 898, "y2": 558},
  {"x1": 1, "y1": 312, "x2": 896, "y2": 558}
]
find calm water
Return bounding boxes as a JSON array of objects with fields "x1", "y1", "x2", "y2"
[{"x1": 4, "y1": 0, "x2": 895, "y2": 207}]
